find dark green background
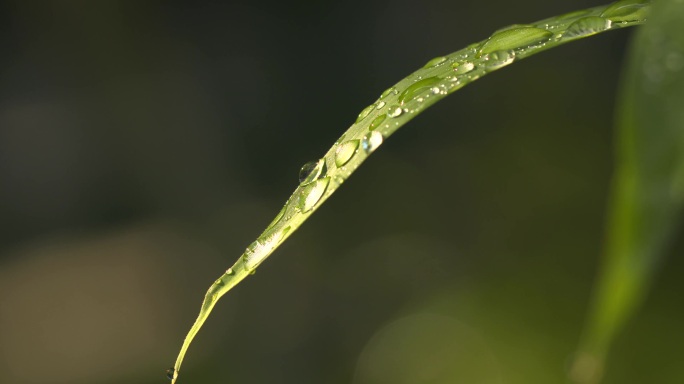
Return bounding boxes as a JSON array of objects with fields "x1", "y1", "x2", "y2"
[{"x1": 0, "y1": 1, "x2": 681, "y2": 383}]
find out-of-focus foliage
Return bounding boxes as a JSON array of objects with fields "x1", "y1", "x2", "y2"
[{"x1": 574, "y1": 0, "x2": 684, "y2": 382}]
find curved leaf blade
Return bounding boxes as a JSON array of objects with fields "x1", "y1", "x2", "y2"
[{"x1": 170, "y1": 2, "x2": 650, "y2": 382}]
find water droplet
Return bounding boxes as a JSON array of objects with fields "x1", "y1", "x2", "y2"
[
  {"x1": 243, "y1": 226, "x2": 292, "y2": 270},
  {"x1": 299, "y1": 178, "x2": 330, "y2": 212},
  {"x1": 387, "y1": 105, "x2": 403, "y2": 118},
  {"x1": 369, "y1": 114, "x2": 386, "y2": 131},
  {"x1": 362, "y1": 131, "x2": 384, "y2": 154},
  {"x1": 249, "y1": 270, "x2": 256, "y2": 275},
  {"x1": 452, "y1": 61, "x2": 475, "y2": 74},
  {"x1": 356, "y1": 104, "x2": 375, "y2": 123},
  {"x1": 423, "y1": 56, "x2": 447, "y2": 68},
  {"x1": 483, "y1": 50, "x2": 515, "y2": 70},
  {"x1": 465, "y1": 42, "x2": 481, "y2": 53},
  {"x1": 335, "y1": 140, "x2": 359, "y2": 167},
  {"x1": 226, "y1": 267, "x2": 234, "y2": 275},
  {"x1": 166, "y1": 368, "x2": 176, "y2": 381},
  {"x1": 398, "y1": 76, "x2": 441, "y2": 104},
  {"x1": 214, "y1": 278, "x2": 223, "y2": 286},
  {"x1": 599, "y1": 0, "x2": 649, "y2": 22},
  {"x1": 299, "y1": 158, "x2": 326, "y2": 185},
  {"x1": 375, "y1": 101, "x2": 386, "y2": 109},
  {"x1": 380, "y1": 87, "x2": 398, "y2": 99},
  {"x1": 430, "y1": 86, "x2": 442, "y2": 94},
  {"x1": 564, "y1": 17, "x2": 611, "y2": 39},
  {"x1": 479, "y1": 27, "x2": 552, "y2": 55}
]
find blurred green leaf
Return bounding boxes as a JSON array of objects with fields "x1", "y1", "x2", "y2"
[{"x1": 573, "y1": 0, "x2": 684, "y2": 382}]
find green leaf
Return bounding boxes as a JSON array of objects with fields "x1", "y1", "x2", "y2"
[
  {"x1": 571, "y1": 0, "x2": 684, "y2": 382},
  {"x1": 169, "y1": 2, "x2": 650, "y2": 382}
]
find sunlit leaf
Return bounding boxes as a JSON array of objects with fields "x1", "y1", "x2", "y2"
[{"x1": 168, "y1": 2, "x2": 650, "y2": 382}]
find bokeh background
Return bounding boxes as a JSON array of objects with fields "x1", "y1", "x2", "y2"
[{"x1": 0, "y1": 1, "x2": 682, "y2": 384}]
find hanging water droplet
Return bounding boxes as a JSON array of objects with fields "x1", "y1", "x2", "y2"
[
  {"x1": 335, "y1": 140, "x2": 359, "y2": 167},
  {"x1": 380, "y1": 87, "x2": 398, "y2": 99},
  {"x1": 226, "y1": 267, "x2": 234, "y2": 275},
  {"x1": 243, "y1": 226, "x2": 292, "y2": 270},
  {"x1": 387, "y1": 105, "x2": 403, "y2": 118},
  {"x1": 375, "y1": 101, "x2": 386, "y2": 110},
  {"x1": 369, "y1": 114, "x2": 386, "y2": 131},
  {"x1": 452, "y1": 61, "x2": 475, "y2": 74},
  {"x1": 483, "y1": 50, "x2": 515, "y2": 70},
  {"x1": 355, "y1": 104, "x2": 375, "y2": 123},
  {"x1": 599, "y1": 0, "x2": 649, "y2": 22},
  {"x1": 299, "y1": 178, "x2": 330, "y2": 212},
  {"x1": 299, "y1": 158, "x2": 326, "y2": 185},
  {"x1": 479, "y1": 26, "x2": 552, "y2": 55},
  {"x1": 362, "y1": 131, "x2": 384, "y2": 154},
  {"x1": 423, "y1": 56, "x2": 448, "y2": 68},
  {"x1": 398, "y1": 76, "x2": 441, "y2": 104},
  {"x1": 564, "y1": 17, "x2": 611, "y2": 39},
  {"x1": 166, "y1": 368, "x2": 176, "y2": 381}
]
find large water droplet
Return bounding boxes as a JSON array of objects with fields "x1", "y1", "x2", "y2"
[
  {"x1": 599, "y1": 0, "x2": 649, "y2": 22},
  {"x1": 564, "y1": 17, "x2": 611, "y2": 39},
  {"x1": 362, "y1": 131, "x2": 384, "y2": 154},
  {"x1": 387, "y1": 105, "x2": 403, "y2": 118},
  {"x1": 479, "y1": 26, "x2": 553, "y2": 55},
  {"x1": 356, "y1": 104, "x2": 375, "y2": 123},
  {"x1": 243, "y1": 226, "x2": 292, "y2": 270},
  {"x1": 398, "y1": 76, "x2": 441, "y2": 105},
  {"x1": 375, "y1": 101, "x2": 386, "y2": 110},
  {"x1": 166, "y1": 368, "x2": 176, "y2": 381},
  {"x1": 452, "y1": 61, "x2": 475, "y2": 74},
  {"x1": 380, "y1": 87, "x2": 398, "y2": 99},
  {"x1": 370, "y1": 114, "x2": 387, "y2": 131},
  {"x1": 299, "y1": 178, "x2": 330, "y2": 212},
  {"x1": 299, "y1": 158, "x2": 326, "y2": 185},
  {"x1": 423, "y1": 56, "x2": 448, "y2": 68},
  {"x1": 483, "y1": 50, "x2": 515, "y2": 70},
  {"x1": 335, "y1": 140, "x2": 359, "y2": 167}
]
